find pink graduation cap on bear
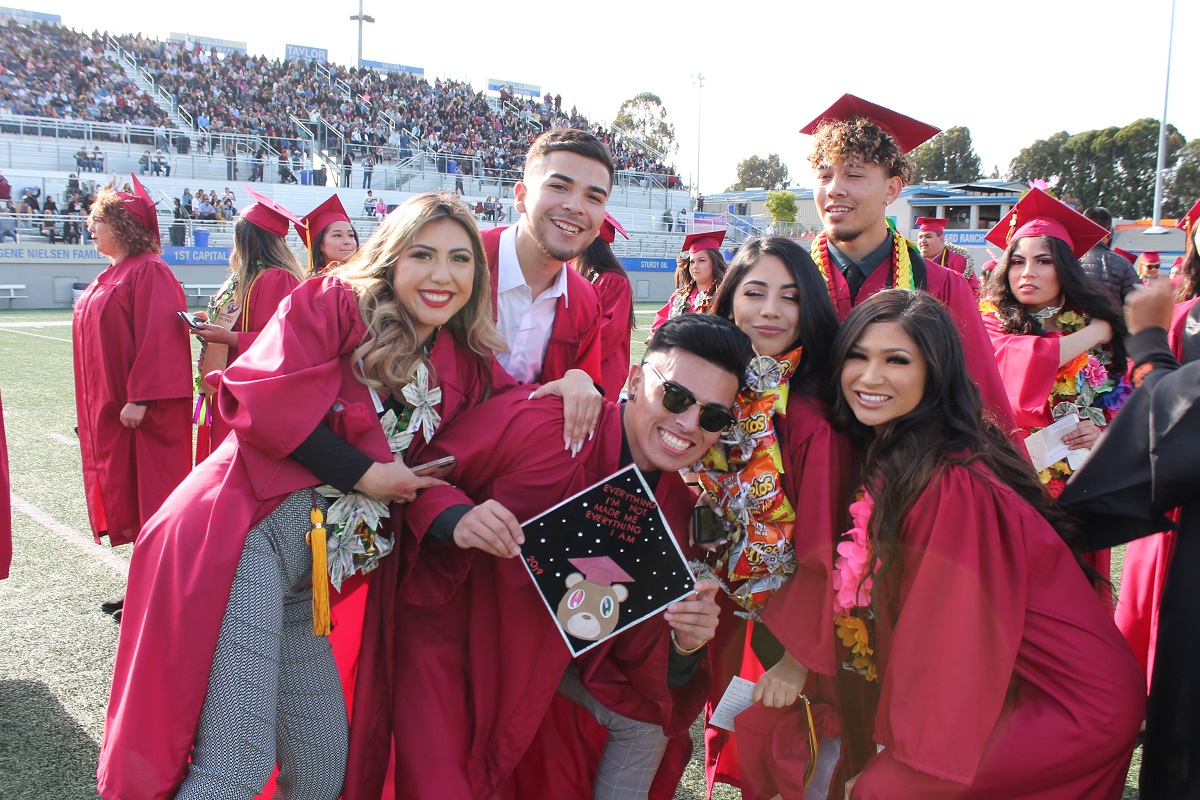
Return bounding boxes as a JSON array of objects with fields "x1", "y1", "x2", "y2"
[
  {"x1": 567, "y1": 556, "x2": 634, "y2": 586},
  {"x1": 116, "y1": 174, "x2": 160, "y2": 244}
]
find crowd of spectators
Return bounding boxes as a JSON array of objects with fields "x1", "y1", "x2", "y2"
[{"x1": 0, "y1": 20, "x2": 169, "y2": 127}]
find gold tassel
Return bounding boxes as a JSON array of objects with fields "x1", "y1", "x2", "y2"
[
  {"x1": 800, "y1": 693, "x2": 819, "y2": 790},
  {"x1": 306, "y1": 503, "x2": 332, "y2": 636}
]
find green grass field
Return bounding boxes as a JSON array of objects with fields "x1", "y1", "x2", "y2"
[{"x1": 0, "y1": 306, "x2": 1139, "y2": 799}]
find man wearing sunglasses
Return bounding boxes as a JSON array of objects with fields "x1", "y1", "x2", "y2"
[{"x1": 373, "y1": 315, "x2": 754, "y2": 800}]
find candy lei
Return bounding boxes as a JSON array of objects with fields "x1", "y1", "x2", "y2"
[
  {"x1": 696, "y1": 347, "x2": 802, "y2": 616},
  {"x1": 810, "y1": 230, "x2": 915, "y2": 295},
  {"x1": 322, "y1": 362, "x2": 442, "y2": 590},
  {"x1": 832, "y1": 489, "x2": 878, "y2": 682}
]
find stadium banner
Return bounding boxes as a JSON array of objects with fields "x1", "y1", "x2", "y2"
[
  {"x1": 285, "y1": 44, "x2": 329, "y2": 63},
  {"x1": 0, "y1": 6, "x2": 61, "y2": 24},
  {"x1": 162, "y1": 247, "x2": 232, "y2": 265},
  {"x1": 620, "y1": 257, "x2": 676, "y2": 273},
  {"x1": 488, "y1": 79, "x2": 540, "y2": 97},
  {"x1": 944, "y1": 231, "x2": 989, "y2": 246},
  {"x1": 361, "y1": 59, "x2": 424, "y2": 77},
  {"x1": 169, "y1": 32, "x2": 248, "y2": 55},
  {"x1": 0, "y1": 245, "x2": 234, "y2": 266}
]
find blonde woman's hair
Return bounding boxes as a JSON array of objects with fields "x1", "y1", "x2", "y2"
[
  {"x1": 331, "y1": 192, "x2": 503, "y2": 400},
  {"x1": 229, "y1": 216, "x2": 305, "y2": 303}
]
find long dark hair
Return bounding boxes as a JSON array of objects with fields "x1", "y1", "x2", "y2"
[
  {"x1": 712, "y1": 236, "x2": 838, "y2": 396},
  {"x1": 311, "y1": 221, "x2": 360, "y2": 274},
  {"x1": 674, "y1": 247, "x2": 727, "y2": 295},
  {"x1": 830, "y1": 290, "x2": 1103, "y2": 608},
  {"x1": 573, "y1": 237, "x2": 635, "y2": 329},
  {"x1": 985, "y1": 235, "x2": 1127, "y2": 375},
  {"x1": 1176, "y1": 231, "x2": 1199, "y2": 302}
]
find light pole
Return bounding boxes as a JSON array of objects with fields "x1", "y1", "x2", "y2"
[
  {"x1": 1147, "y1": 0, "x2": 1176, "y2": 234},
  {"x1": 692, "y1": 73, "x2": 704, "y2": 203},
  {"x1": 350, "y1": 0, "x2": 375, "y2": 70}
]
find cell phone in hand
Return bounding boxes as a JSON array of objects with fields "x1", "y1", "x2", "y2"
[
  {"x1": 693, "y1": 505, "x2": 728, "y2": 545},
  {"x1": 412, "y1": 455, "x2": 456, "y2": 480},
  {"x1": 178, "y1": 311, "x2": 206, "y2": 329}
]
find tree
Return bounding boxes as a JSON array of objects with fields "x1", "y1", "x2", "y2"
[
  {"x1": 1009, "y1": 121, "x2": 1184, "y2": 218},
  {"x1": 910, "y1": 126, "x2": 982, "y2": 183},
  {"x1": 612, "y1": 92, "x2": 676, "y2": 159},
  {"x1": 765, "y1": 190, "x2": 797, "y2": 223},
  {"x1": 727, "y1": 154, "x2": 789, "y2": 191},
  {"x1": 1165, "y1": 138, "x2": 1200, "y2": 218}
]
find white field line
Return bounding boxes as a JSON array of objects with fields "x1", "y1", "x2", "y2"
[
  {"x1": 10, "y1": 493, "x2": 129, "y2": 576},
  {"x1": 0, "y1": 327, "x2": 71, "y2": 342},
  {"x1": 0, "y1": 320, "x2": 73, "y2": 328},
  {"x1": 46, "y1": 432, "x2": 76, "y2": 445}
]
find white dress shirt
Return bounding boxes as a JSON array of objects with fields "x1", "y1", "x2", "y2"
[{"x1": 494, "y1": 225, "x2": 570, "y2": 384}]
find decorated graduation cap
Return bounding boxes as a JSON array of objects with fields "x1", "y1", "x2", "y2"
[
  {"x1": 296, "y1": 194, "x2": 351, "y2": 246},
  {"x1": 682, "y1": 230, "x2": 725, "y2": 255},
  {"x1": 598, "y1": 212, "x2": 628, "y2": 245},
  {"x1": 915, "y1": 217, "x2": 949, "y2": 234},
  {"x1": 567, "y1": 556, "x2": 634, "y2": 586},
  {"x1": 239, "y1": 188, "x2": 302, "y2": 237},
  {"x1": 800, "y1": 93, "x2": 941, "y2": 153},
  {"x1": 115, "y1": 174, "x2": 159, "y2": 243},
  {"x1": 985, "y1": 188, "x2": 1109, "y2": 259},
  {"x1": 1177, "y1": 197, "x2": 1200, "y2": 236}
]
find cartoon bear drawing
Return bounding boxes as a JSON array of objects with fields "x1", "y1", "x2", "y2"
[{"x1": 555, "y1": 556, "x2": 633, "y2": 641}]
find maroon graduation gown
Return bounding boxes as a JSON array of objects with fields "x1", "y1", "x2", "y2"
[
  {"x1": 591, "y1": 269, "x2": 634, "y2": 399},
  {"x1": 825, "y1": 252, "x2": 1016, "y2": 436},
  {"x1": 384, "y1": 395, "x2": 709, "y2": 800},
  {"x1": 848, "y1": 465, "x2": 1142, "y2": 799},
  {"x1": 704, "y1": 391, "x2": 859, "y2": 800},
  {"x1": 72, "y1": 252, "x2": 193, "y2": 546},
  {"x1": 0, "y1": 387, "x2": 10, "y2": 579},
  {"x1": 97, "y1": 276, "x2": 506, "y2": 800},
  {"x1": 936, "y1": 247, "x2": 979, "y2": 297},
  {"x1": 481, "y1": 225, "x2": 603, "y2": 384},
  {"x1": 197, "y1": 266, "x2": 301, "y2": 461}
]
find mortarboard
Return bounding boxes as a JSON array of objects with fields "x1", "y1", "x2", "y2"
[
  {"x1": 1141, "y1": 250, "x2": 1161, "y2": 265},
  {"x1": 115, "y1": 174, "x2": 159, "y2": 243},
  {"x1": 567, "y1": 556, "x2": 634, "y2": 586},
  {"x1": 800, "y1": 94, "x2": 940, "y2": 153},
  {"x1": 915, "y1": 217, "x2": 949, "y2": 234},
  {"x1": 985, "y1": 188, "x2": 1109, "y2": 259},
  {"x1": 296, "y1": 194, "x2": 351, "y2": 248},
  {"x1": 1177, "y1": 198, "x2": 1200, "y2": 236},
  {"x1": 239, "y1": 188, "x2": 302, "y2": 237},
  {"x1": 1113, "y1": 248, "x2": 1136, "y2": 263},
  {"x1": 682, "y1": 230, "x2": 725, "y2": 254},
  {"x1": 598, "y1": 212, "x2": 628, "y2": 245}
]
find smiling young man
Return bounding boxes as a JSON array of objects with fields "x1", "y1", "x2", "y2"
[
  {"x1": 802, "y1": 94, "x2": 1016, "y2": 434},
  {"x1": 373, "y1": 314, "x2": 754, "y2": 800},
  {"x1": 481, "y1": 128, "x2": 614, "y2": 449},
  {"x1": 914, "y1": 216, "x2": 979, "y2": 296}
]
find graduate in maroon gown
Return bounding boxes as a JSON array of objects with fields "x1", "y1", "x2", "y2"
[
  {"x1": 298, "y1": 194, "x2": 358, "y2": 275},
  {"x1": 823, "y1": 289, "x2": 1142, "y2": 800},
  {"x1": 383, "y1": 314, "x2": 753, "y2": 800},
  {"x1": 0, "y1": 387, "x2": 10, "y2": 580},
  {"x1": 574, "y1": 212, "x2": 635, "y2": 399},
  {"x1": 480, "y1": 128, "x2": 614, "y2": 453},
  {"x1": 650, "y1": 231, "x2": 728, "y2": 331},
  {"x1": 190, "y1": 190, "x2": 306, "y2": 462},
  {"x1": 98, "y1": 194, "x2": 509, "y2": 800},
  {"x1": 694, "y1": 236, "x2": 858, "y2": 799},
  {"x1": 978, "y1": 188, "x2": 1129, "y2": 584},
  {"x1": 914, "y1": 217, "x2": 979, "y2": 295},
  {"x1": 72, "y1": 176, "x2": 192, "y2": 559},
  {"x1": 799, "y1": 94, "x2": 1016, "y2": 436}
]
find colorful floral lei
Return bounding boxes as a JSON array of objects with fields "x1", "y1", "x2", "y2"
[
  {"x1": 810, "y1": 230, "x2": 915, "y2": 299},
  {"x1": 321, "y1": 361, "x2": 442, "y2": 589},
  {"x1": 832, "y1": 489, "x2": 878, "y2": 682},
  {"x1": 671, "y1": 284, "x2": 716, "y2": 317}
]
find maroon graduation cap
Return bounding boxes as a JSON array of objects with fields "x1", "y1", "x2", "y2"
[
  {"x1": 296, "y1": 194, "x2": 351, "y2": 247},
  {"x1": 985, "y1": 188, "x2": 1109, "y2": 259},
  {"x1": 915, "y1": 217, "x2": 949, "y2": 234},
  {"x1": 1177, "y1": 197, "x2": 1200, "y2": 236},
  {"x1": 800, "y1": 94, "x2": 941, "y2": 153},
  {"x1": 598, "y1": 212, "x2": 628, "y2": 245},
  {"x1": 116, "y1": 174, "x2": 159, "y2": 244},
  {"x1": 240, "y1": 188, "x2": 302, "y2": 237},
  {"x1": 682, "y1": 230, "x2": 725, "y2": 255}
]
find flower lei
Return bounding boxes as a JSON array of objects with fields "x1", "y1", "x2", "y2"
[
  {"x1": 832, "y1": 489, "x2": 878, "y2": 682},
  {"x1": 696, "y1": 347, "x2": 802, "y2": 615},
  {"x1": 810, "y1": 230, "x2": 915, "y2": 298},
  {"x1": 322, "y1": 361, "x2": 442, "y2": 590},
  {"x1": 671, "y1": 283, "x2": 716, "y2": 317},
  {"x1": 979, "y1": 302, "x2": 1131, "y2": 494}
]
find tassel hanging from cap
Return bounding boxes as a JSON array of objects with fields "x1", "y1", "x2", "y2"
[{"x1": 306, "y1": 495, "x2": 332, "y2": 636}]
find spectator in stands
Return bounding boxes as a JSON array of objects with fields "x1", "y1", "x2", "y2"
[
  {"x1": 196, "y1": 194, "x2": 217, "y2": 222},
  {"x1": 41, "y1": 195, "x2": 58, "y2": 243},
  {"x1": 182, "y1": 188, "x2": 194, "y2": 215},
  {"x1": 375, "y1": 196, "x2": 386, "y2": 217},
  {"x1": 342, "y1": 152, "x2": 353, "y2": 186},
  {"x1": 0, "y1": 172, "x2": 9, "y2": 202},
  {"x1": 363, "y1": 191, "x2": 376, "y2": 217},
  {"x1": 362, "y1": 153, "x2": 374, "y2": 189},
  {"x1": 1081, "y1": 206, "x2": 1139, "y2": 306},
  {"x1": 225, "y1": 145, "x2": 237, "y2": 181},
  {"x1": 278, "y1": 155, "x2": 298, "y2": 185},
  {"x1": 494, "y1": 198, "x2": 504, "y2": 223},
  {"x1": 172, "y1": 197, "x2": 190, "y2": 221},
  {"x1": 677, "y1": 209, "x2": 686, "y2": 233},
  {"x1": 662, "y1": 208, "x2": 674, "y2": 232},
  {"x1": 91, "y1": 146, "x2": 106, "y2": 173},
  {"x1": 0, "y1": 201, "x2": 17, "y2": 243},
  {"x1": 152, "y1": 150, "x2": 170, "y2": 177},
  {"x1": 154, "y1": 123, "x2": 168, "y2": 151},
  {"x1": 76, "y1": 147, "x2": 92, "y2": 173},
  {"x1": 250, "y1": 151, "x2": 265, "y2": 183},
  {"x1": 138, "y1": 150, "x2": 151, "y2": 176}
]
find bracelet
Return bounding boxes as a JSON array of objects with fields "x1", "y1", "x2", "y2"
[{"x1": 671, "y1": 630, "x2": 706, "y2": 656}]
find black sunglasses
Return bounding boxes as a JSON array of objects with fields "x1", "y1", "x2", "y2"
[{"x1": 643, "y1": 363, "x2": 735, "y2": 433}]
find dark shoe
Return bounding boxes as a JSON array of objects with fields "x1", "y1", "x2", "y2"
[
  {"x1": 112, "y1": 608, "x2": 122, "y2": 624},
  {"x1": 100, "y1": 596, "x2": 124, "y2": 615}
]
